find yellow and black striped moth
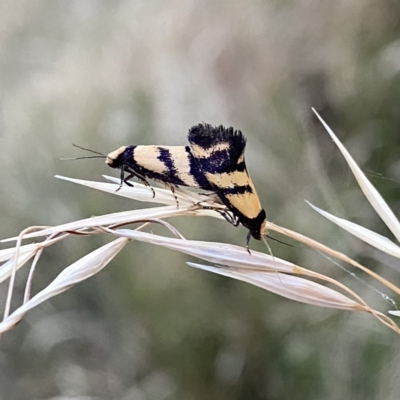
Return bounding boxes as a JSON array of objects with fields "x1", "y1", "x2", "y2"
[
  {"x1": 69, "y1": 123, "x2": 267, "y2": 247},
  {"x1": 105, "y1": 124, "x2": 267, "y2": 246}
]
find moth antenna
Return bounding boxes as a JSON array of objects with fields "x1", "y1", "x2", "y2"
[
  {"x1": 265, "y1": 235, "x2": 293, "y2": 247},
  {"x1": 60, "y1": 156, "x2": 106, "y2": 161},
  {"x1": 262, "y1": 236, "x2": 288, "y2": 289},
  {"x1": 262, "y1": 236, "x2": 274, "y2": 258},
  {"x1": 72, "y1": 143, "x2": 105, "y2": 156}
]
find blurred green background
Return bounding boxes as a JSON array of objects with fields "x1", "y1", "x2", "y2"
[{"x1": 1, "y1": 1, "x2": 400, "y2": 399}]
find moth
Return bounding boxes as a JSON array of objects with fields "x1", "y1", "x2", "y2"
[
  {"x1": 71, "y1": 123, "x2": 267, "y2": 247},
  {"x1": 104, "y1": 124, "x2": 267, "y2": 246}
]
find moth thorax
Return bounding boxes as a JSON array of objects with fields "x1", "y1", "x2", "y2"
[{"x1": 106, "y1": 146, "x2": 128, "y2": 168}]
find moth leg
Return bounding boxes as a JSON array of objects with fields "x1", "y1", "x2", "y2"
[
  {"x1": 123, "y1": 172, "x2": 136, "y2": 187},
  {"x1": 231, "y1": 213, "x2": 240, "y2": 227},
  {"x1": 220, "y1": 210, "x2": 239, "y2": 226},
  {"x1": 168, "y1": 184, "x2": 179, "y2": 208},
  {"x1": 137, "y1": 177, "x2": 155, "y2": 198},
  {"x1": 210, "y1": 208, "x2": 239, "y2": 226},
  {"x1": 125, "y1": 167, "x2": 155, "y2": 198},
  {"x1": 117, "y1": 169, "x2": 134, "y2": 191},
  {"x1": 246, "y1": 231, "x2": 252, "y2": 254},
  {"x1": 220, "y1": 212, "x2": 255, "y2": 255},
  {"x1": 117, "y1": 168, "x2": 155, "y2": 198}
]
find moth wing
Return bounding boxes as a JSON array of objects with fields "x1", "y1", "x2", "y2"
[
  {"x1": 167, "y1": 147, "x2": 200, "y2": 187},
  {"x1": 204, "y1": 168, "x2": 263, "y2": 220},
  {"x1": 133, "y1": 146, "x2": 202, "y2": 188}
]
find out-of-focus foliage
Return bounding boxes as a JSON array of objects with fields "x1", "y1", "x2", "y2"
[{"x1": 1, "y1": 1, "x2": 400, "y2": 399}]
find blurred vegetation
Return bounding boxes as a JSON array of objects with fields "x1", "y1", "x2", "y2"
[{"x1": 1, "y1": 1, "x2": 400, "y2": 399}]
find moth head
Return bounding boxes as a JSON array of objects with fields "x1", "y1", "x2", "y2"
[
  {"x1": 251, "y1": 219, "x2": 267, "y2": 240},
  {"x1": 106, "y1": 146, "x2": 128, "y2": 169}
]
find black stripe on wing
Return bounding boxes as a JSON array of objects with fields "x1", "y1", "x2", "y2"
[{"x1": 218, "y1": 184, "x2": 253, "y2": 196}]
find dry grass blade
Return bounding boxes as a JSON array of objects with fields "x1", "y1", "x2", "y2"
[
  {"x1": 187, "y1": 262, "x2": 397, "y2": 332},
  {"x1": 188, "y1": 262, "x2": 362, "y2": 310},
  {"x1": 0, "y1": 252, "x2": 36, "y2": 284},
  {"x1": 308, "y1": 201, "x2": 400, "y2": 258},
  {"x1": 0, "y1": 237, "x2": 129, "y2": 335},
  {"x1": 0, "y1": 236, "x2": 67, "y2": 283},
  {"x1": 2, "y1": 177, "x2": 226, "y2": 243},
  {"x1": 1, "y1": 206, "x2": 194, "y2": 242},
  {"x1": 0, "y1": 243, "x2": 42, "y2": 262},
  {"x1": 268, "y1": 222, "x2": 400, "y2": 296},
  {"x1": 56, "y1": 175, "x2": 223, "y2": 208},
  {"x1": 108, "y1": 228, "x2": 300, "y2": 273},
  {"x1": 56, "y1": 175, "x2": 190, "y2": 205},
  {"x1": 106, "y1": 230, "x2": 368, "y2": 307},
  {"x1": 101, "y1": 175, "x2": 215, "y2": 205},
  {"x1": 103, "y1": 228, "x2": 398, "y2": 332},
  {"x1": 312, "y1": 108, "x2": 400, "y2": 243}
]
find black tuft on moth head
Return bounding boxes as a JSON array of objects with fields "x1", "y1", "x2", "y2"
[
  {"x1": 188, "y1": 123, "x2": 246, "y2": 147},
  {"x1": 188, "y1": 123, "x2": 247, "y2": 163}
]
